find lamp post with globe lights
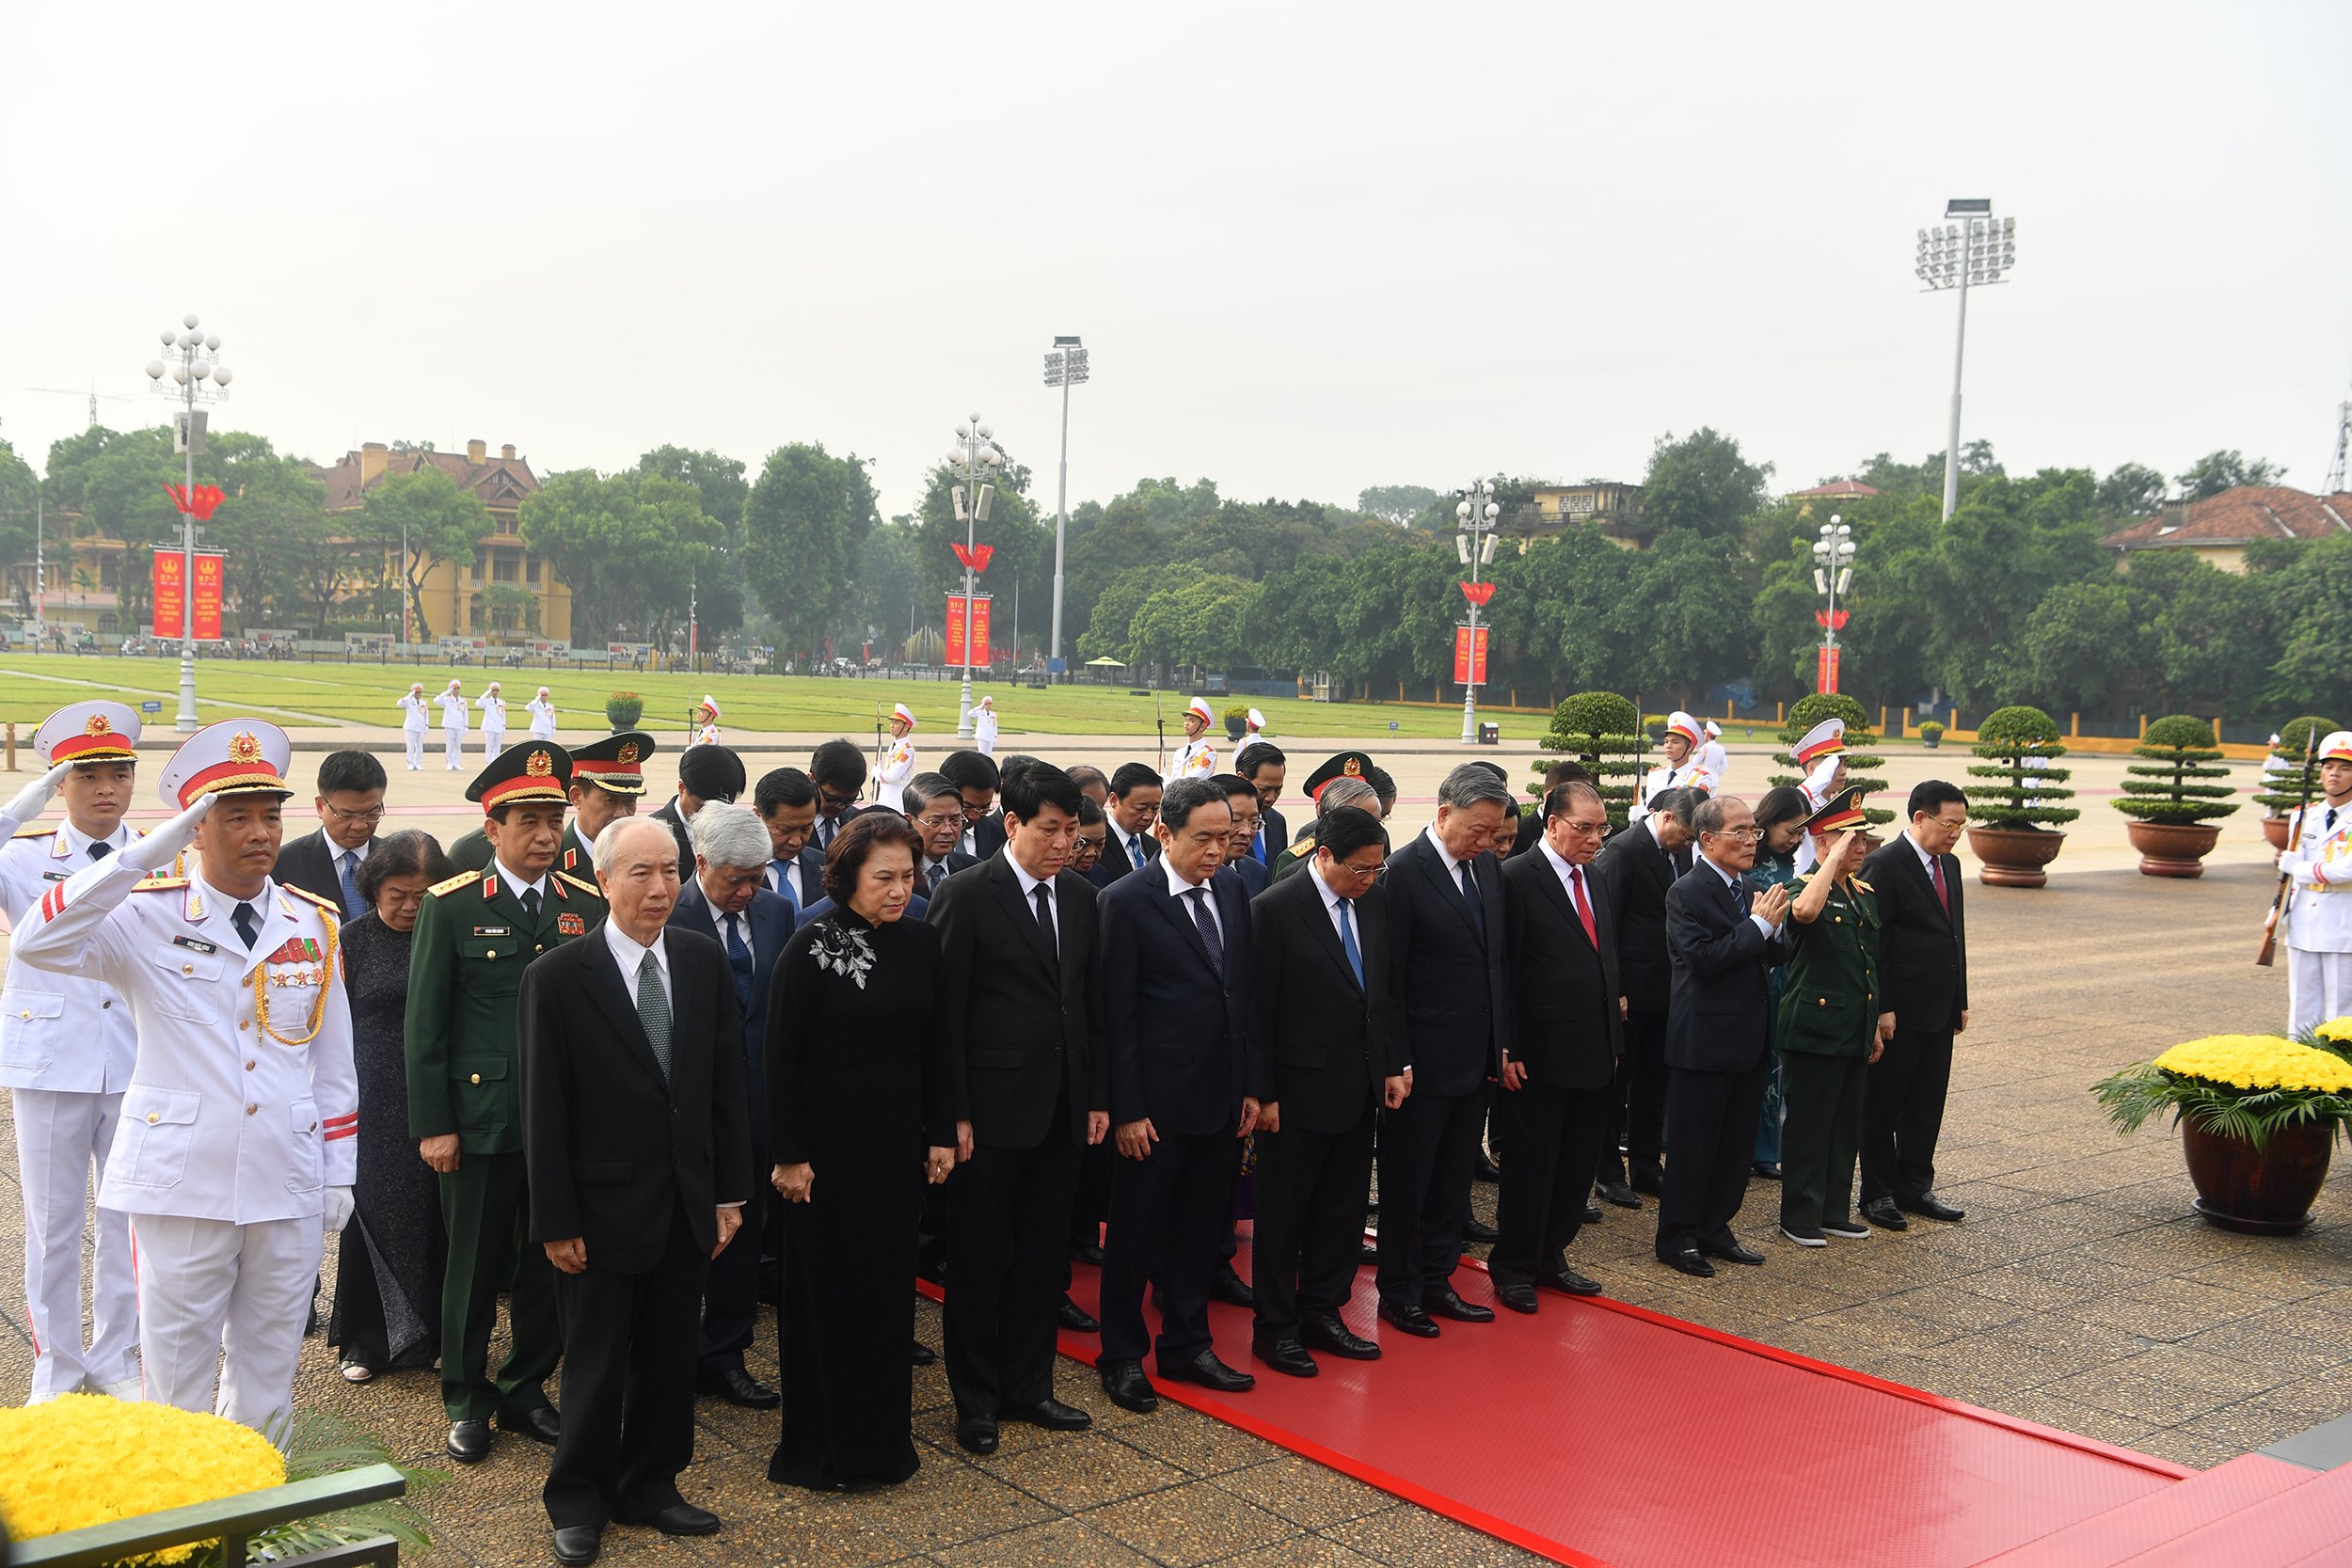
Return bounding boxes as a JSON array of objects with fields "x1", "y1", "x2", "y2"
[
  {"x1": 1915, "y1": 200, "x2": 2017, "y2": 521},
  {"x1": 945, "y1": 413, "x2": 1004, "y2": 736},
  {"x1": 1454, "y1": 478, "x2": 1500, "y2": 744},
  {"x1": 144, "y1": 313, "x2": 234, "y2": 731},
  {"x1": 1812, "y1": 515, "x2": 1857, "y2": 694},
  {"x1": 1042, "y1": 337, "x2": 1089, "y2": 682}
]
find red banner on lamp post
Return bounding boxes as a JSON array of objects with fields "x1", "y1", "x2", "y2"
[
  {"x1": 1816, "y1": 645, "x2": 1842, "y2": 693},
  {"x1": 969, "y1": 594, "x2": 991, "y2": 665},
  {"x1": 192, "y1": 552, "x2": 224, "y2": 641},
  {"x1": 151, "y1": 552, "x2": 226, "y2": 640},
  {"x1": 946, "y1": 594, "x2": 993, "y2": 667},
  {"x1": 1452, "y1": 624, "x2": 1489, "y2": 686}
]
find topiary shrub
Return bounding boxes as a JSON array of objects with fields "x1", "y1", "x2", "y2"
[
  {"x1": 2114, "y1": 715, "x2": 2241, "y2": 826},
  {"x1": 1539, "y1": 691, "x2": 1645, "y2": 831},
  {"x1": 1768, "y1": 691, "x2": 1894, "y2": 826},
  {"x1": 1967, "y1": 705, "x2": 2078, "y2": 830},
  {"x1": 2254, "y1": 716, "x2": 2338, "y2": 817},
  {"x1": 605, "y1": 690, "x2": 644, "y2": 732}
]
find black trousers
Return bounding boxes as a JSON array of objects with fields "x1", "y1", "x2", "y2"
[
  {"x1": 1250, "y1": 1107, "x2": 1375, "y2": 1341},
  {"x1": 945, "y1": 1133, "x2": 1082, "y2": 1417},
  {"x1": 697, "y1": 1142, "x2": 768, "y2": 1376},
  {"x1": 1374, "y1": 1086, "x2": 1484, "y2": 1307},
  {"x1": 545, "y1": 1209, "x2": 708, "y2": 1531},
  {"x1": 1600, "y1": 1010, "x2": 1669, "y2": 1183},
  {"x1": 1099, "y1": 1128, "x2": 1239, "y2": 1373},
  {"x1": 1861, "y1": 1027, "x2": 1954, "y2": 1204},
  {"x1": 1068, "y1": 1140, "x2": 1111, "y2": 1252},
  {"x1": 1655, "y1": 1062, "x2": 1771, "y2": 1258},
  {"x1": 1492, "y1": 1080, "x2": 1612, "y2": 1286}
]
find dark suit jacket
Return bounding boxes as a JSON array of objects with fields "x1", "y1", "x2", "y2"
[
  {"x1": 1251, "y1": 866, "x2": 1403, "y2": 1134},
  {"x1": 648, "y1": 799, "x2": 693, "y2": 876},
  {"x1": 1229, "y1": 853, "x2": 1270, "y2": 898},
  {"x1": 1502, "y1": 848, "x2": 1623, "y2": 1090},
  {"x1": 919, "y1": 849, "x2": 978, "y2": 898},
  {"x1": 969, "y1": 812, "x2": 1008, "y2": 863},
  {"x1": 1101, "y1": 821, "x2": 1159, "y2": 882},
  {"x1": 1257, "y1": 805, "x2": 1289, "y2": 868},
  {"x1": 1662, "y1": 858, "x2": 1784, "y2": 1073},
  {"x1": 669, "y1": 881, "x2": 794, "y2": 1147},
  {"x1": 273, "y1": 827, "x2": 379, "y2": 916},
  {"x1": 1597, "y1": 822, "x2": 1683, "y2": 1016},
  {"x1": 1383, "y1": 832, "x2": 1510, "y2": 1099},
  {"x1": 930, "y1": 854, "x2": 1105, "y2": 1148},
  {"x1": 1861, "y1": 836, "x2": 1968, "y2": 1032},
  {"x1": 1085, "y1": 858, "x2": 1124, "y2": 891},
  {"x1": 768, "y1": 846, "x2": 825, "y2": 913},
  {"x1": 518, "y1": 927, "x2": 754, "y2": 1273},
  {"x1": 1096, "y1": 863, "x2": 1263, "y2": 1137}
]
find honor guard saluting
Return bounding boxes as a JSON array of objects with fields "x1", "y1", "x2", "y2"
[
  {"x1": 447, "y1": 733, "x2": 655, "y2": 878},
  {"x1": 528, "y1": 686, "x2": 559, "y2": 740},
  {"x1": 1789, "y1": 719, "x2": 1849, "y2": 876},
  {"x1": 1166, "y1": 698, "x2": 1217, "y2": 786},
  {"x1": 406, "y1": 740, "x2": 607, "y2": 1465},
  {"x1": 2280, "y1": 730, "x2": 2352, "y2": 1034},
  {"x1": 1630, "y1": 712, "x2": 1716, "y2": 824},
  {"x1": 695, "y1": 694, "x2": 723, "y2": 747},
  {"x1": 878, "y1": 703, "x2": 918, "y2": 808},
  {"x1": 398, "y1": 683, "x2": 431, "y2": 770},
  {"x1": 11, "y1": 720, "x2": 358, "y2": 1433},
  {"x1": 478, "y1": 682, "x2": 508, "y2": 756},
  {"x1": 1700, "y1": 721, "x2": 1729, "y2": 790},
  {"x1": 974, "y1": 693, "x2": 999, "y2": 756},
  {"x1": 1, "y1": 702, "x2": 146, "y2": 1402},
  {"x1": 437, "y1": 679, "x2": 470, "y2": 770}
]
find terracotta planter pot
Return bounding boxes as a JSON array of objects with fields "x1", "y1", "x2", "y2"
[
  {"x1": 2125, "y1": 820, "x2": 2222, "y2": 879},
  {"x1": 1965, "y1": 825, "x2": 2066, "y2": 888},
  {"x1": 2181, "y1": 1117, "x2": 2335, "y2": 1234},
  {"x1": 2264, "y1": 816, "x2": 2293, "y2": 851}
]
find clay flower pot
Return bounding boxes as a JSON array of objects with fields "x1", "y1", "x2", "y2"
[
  {"x1": 2125, "y1": 821, "x2": 2223, "y2": 879},
  {"x1": 2264, "y1": 816, "x2": 2293, "y2": 851},
  {"x1": 2181, "y1": 1117, "x2": 2334, "y2": 1234},
  {"x1": 1965, "y1": 825, "x2": 2066, "y2": 888}
]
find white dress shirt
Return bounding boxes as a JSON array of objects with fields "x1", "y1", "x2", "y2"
[
  {"x1": 493, "y1": 862, "x2": 550, "y2": 907},
  {"x1": 771, "y1": 858, "x2": 806, "y2": 906},
  {"x1": 1703, "y1": 852, "x2": 1781, "y2": 938},
  {"x1": 1422, "y1": 823, "x2": 1479, "y2": 898},
  {"x1": 1160, "y1": 855, "x2": 1222, "y2": 947},
  {"x1": 602, "y1": 919, "x2": 671, "y2": 1026},
  {"x1": 1309, "y1": 858, "x2": 1357, "y2": 953}
]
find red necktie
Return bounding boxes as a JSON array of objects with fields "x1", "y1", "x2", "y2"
[
  {"x1": 1569, "y1": 865, "x2": 1598, "y2": 949},
  {"x1": 1929, "y1": 854, "x2": 1948, "y2": 915}
]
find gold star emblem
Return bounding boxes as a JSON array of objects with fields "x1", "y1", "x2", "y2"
[{"x1": 526, "y1": 750, "x2": 553, "y2": 777}]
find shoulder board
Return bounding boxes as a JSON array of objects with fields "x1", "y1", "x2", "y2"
[
  {"x1": 555, "y1": 870, "x2": 601, "y2": 900},
  {"x1": 1851, "y1": 877, "x2": 1873, "y2": 893},
  {"x1": 280, "y1": 882, "x2": 341, "y2": 918},
  {"x1": 429, "y1": 869, "x2": 483, "y2": 897},
  {"x1": 1789, "y1": 873, "x2": 1815, "y2": 889},
  {"x1": 12, "y1": 824, "x2": 56, "y2": 839},
  {"x1": 132, "y1": 876, "x2": 188, "y2": 892}
]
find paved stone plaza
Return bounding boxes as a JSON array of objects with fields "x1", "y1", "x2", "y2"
[{"x1": 1, "y1": 738, "x2": 2345, "y2": 1566}]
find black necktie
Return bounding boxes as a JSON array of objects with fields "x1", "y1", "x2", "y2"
[
  {"x1": 231, "y1": 901, "x2": 261, "y2": 950},
  {"x1": 2329, "y1": 807, "x2": 2340, "y2": 834},
  {"x1": 1032, "y1": 883, "x2": 1057, "y2": 959},
  {"x1": 724, "y1": 913, "x2": 755, "y2": 1013},
  {"x1": 87, "y1": 841, "x2": 111, "y2": 861},
  {"x1": 1456, "y1": 859, "x2": 1486, "y2": 941},
  {"x1": 928, "y1": 862, "x2": 946, "y2": 894},
  {"x1": 522, "y1": 887, "x2": 542, "y2": 922},
  {"x1": 1184, "y1": 887, "x2": 1225, "y2": 977}
]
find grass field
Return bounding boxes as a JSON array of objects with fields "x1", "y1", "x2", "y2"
[{"x1": 0, "y1": 655, "x2": 1517, "y2": 740}]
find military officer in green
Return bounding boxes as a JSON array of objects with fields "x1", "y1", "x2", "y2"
[
  {"x1": 446, "y1": 732, "x2": 655, "y2": 879},
  {"x1": 1773, "y1": 787, "x2": 1892, "y2": 1249},
  {"x1": 406, "y1": 740, "x2": 607, "y2": 1465}
]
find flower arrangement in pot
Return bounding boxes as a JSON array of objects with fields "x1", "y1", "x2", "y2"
[
  {"x1": 605, "y1": 690, "x2": 644, "y2": 732},
  {"x1": 2111, "y1": 715, "x2": 2240, "y2": 879},
  {"x1": 2254, "y1": 717, "x2": 2337, "y2": 851},
  {"x1": 1222, "y1": 703, "x2": 1250, "y2": 742},
  {"x1": 1918, "y1": 720, "x2": 1946, "y2": 750},
  {"x1": 2094, "y1": 1033, "x2": 2352, "y2": 1233},
  {"x1": 1963, "y1": 705, "x2": 2076, "y2": 887}
]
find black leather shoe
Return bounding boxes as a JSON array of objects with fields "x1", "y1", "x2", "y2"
[
  {"x1": 1099, "y1": 1359, "x2": 1158, "y2": 1413},
  {"x1": 1422, "y1": 1286, "x2": 1495, "y2": 1323},
  {"x1": 498, "y1": 1405, "x2": 561, "y2": 1446},
  {"x1": 1070, "y1": 1240, "x2": 1105, "y2": 1267},
  {"x1": 1536, "y1": 1268, "x2": 1604, "y2": 1297},
  {"x1": 1301, "y1": 1312, "x2": 1381, "y2": 1359},
  {"x1": 1597, "y1": 1180, "x2": 1643, "y2": 1210},
  {"x1": 1581, "y1": 1202, "x2": 1604, "y2": 1225},
  {"x1": 1359, "y1": 1243, "x2": 1380, "y2": 1267},
  {"x1": 629, "y1": 1503, "x2": 719, "y2": 1537},
  {"x1": 1861, "y1": 1196, "x2": 1910, "y2": 1231},
  {"x1": 696, "y1": 1367, "x2": 781, "y2": 1409},
  {"x1": 1252, "y1": 1338, "x2": 1319, "y2": 1378},
  {"x1": 1900, "y1": 1191, "x2": 1966, "y2": 1223},
  {"x1": 552, "y1": 1525, "x2": 601, "y2": 1565},
  {"x1": 1752, "y1": 1161, "x2": 1784, "y2": 1180},
  {"x1": 910, "y1": 1339, "x2": 937, "y2": 1366},
  {"x1": 1471, "y1": 1153, "x2": 1503, "y2": 1184},
  {"x1": 1629, "y1": 1165, "x2": 1664, "y2": 1196},
  {"x1": 1703, "y1": 1241, "x2": 1766, "y2": 1266},
  {"x1": 1493, "y1": 1281, "x2": 1538, "y2": 1315},
  {"x1": 447, "y1": 1418, "x2": 492, "y2": 1465},
  {"x1": 1661, "y1": 1248, "x2": 1715, "y2": 1278},
  {"x1": 1057, "y1": 1295, "x2": 1099, "y2": 1333},
  {"x1": 955, "y1": 1412, "x2": 999, "y2": 1454},
  {"x1": 1211, "y1": 1265, "x2": 1256, "y2": 1307},
  {"x1": 1167, "y1": 1350, "x2": 1254, "y2": 1392},
  {"x1": 1001, "y1": 1397, "x2": 1091, "y2": 1432},
  {"x1": 1377, "y1": 1298, "x2": 1439, "y2": 1338},
  {"x1": 1462, "y1": 1217, "x2": 1500, "y2": 1244}
]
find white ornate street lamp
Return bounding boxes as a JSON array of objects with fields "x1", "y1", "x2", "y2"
[{"x1": 144, "y1": 313, "x2": 234, "y2": 731}]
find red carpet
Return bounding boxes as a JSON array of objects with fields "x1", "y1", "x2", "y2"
[{"x1": 951, "y1": 1237, "x2": 2192, "y2": 1568}]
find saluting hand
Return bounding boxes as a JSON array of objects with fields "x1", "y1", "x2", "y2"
[{"x1": 2, "y1": 761, "x2": 73, "y2": 828}]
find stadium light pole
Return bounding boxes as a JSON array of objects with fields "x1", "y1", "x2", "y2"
[
  {"x1": 144, "y1": 312, "x2": 234, "y2": 731},
  {"x1": 945, "y1": 413, "x2": 1003, "y2": 736},
  {"x1": 1916, "y1": 200, "x2": 2016, "y2": 521},
  {"x1": 1042, "y1": 337, "x2": 1089, "y2": 684},
  {"x1": 1454, "y1": 479, "x2": 1499, "y2": 745}
]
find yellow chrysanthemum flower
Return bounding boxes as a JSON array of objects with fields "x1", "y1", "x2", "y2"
[
  {"x1": 0, "y1": 1396, "x2": 284, "y2": 1563},
  {"x1": 2313, "y1": 1017, "x2": 2352, "y2": 1045},
  {"x1": 2153, "y1": 1035, "x2": 2352, "y2": 1094}
]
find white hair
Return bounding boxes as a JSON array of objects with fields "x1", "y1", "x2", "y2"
[
  {"x1": 689, "y1": 801, "x2": 773, "y2": 871},
  {"x1": 593, "y1": 816, "x2": 675, "y2": 879}
]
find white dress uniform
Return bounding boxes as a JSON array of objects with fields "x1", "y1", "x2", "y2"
[
  {"x1": 398, "y1": 689, "x2": 431, "y2": 770},
  {"x1": 10, "y1": 721, "x2": 358, "y2": 1435},
  {"x1": 1629, "y1": 711, "x2": 1714, "y2": 825},
  {"x1": 1, "y1": 702, "x2": 146, "y2": 1402},
  {"x1": 437, "y1": 687, "x2": 469, "y2": 769},
  {"x1": 974, "y1": 700, "x2": 998, "y2": 757},
  {"x1": 2281, "y1": 739, "x2": 2352, "y2": 1034},
  {"x1": 477, "y1": 689, "x2": 506, "y2": 757},
  {"x1": 694, "y1": 693, "x2": 723, "y2": 748},
  {"x1": 1166, "y1": 699, "x2": 1218, "y2": 785},
  {"x1": 1700, "y1": 734, "x2": 1730, "y2": 790},
  {"x1": 527, "y1": 691, "x2": 558, "y2": 740},
  {"x1": 877, "y1": 703, "x2": 917, "y2": 809}
]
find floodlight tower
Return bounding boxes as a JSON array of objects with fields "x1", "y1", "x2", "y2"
[{"x1": 1915, "y1": 200, "x2": 2017, "y2": 521}]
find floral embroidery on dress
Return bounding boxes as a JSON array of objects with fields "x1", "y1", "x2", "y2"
[{"x1": 809, "y1": 921, "x2": 876, "y2": 990}]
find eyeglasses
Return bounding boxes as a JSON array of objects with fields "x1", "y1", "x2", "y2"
[
  {"x1": 913, "y1": 812, "x2": 962, "y2": 831},
  {"x1": 324, "y1": 803, "x2": 386, "y2": 826},
  {"x1": 1558, "y1": 819, "x2": 1606, "y2": 835},
  {"x1": 1713, "y1": 826, "x2": 1765, "y2": 842},
  {"x1": 1334, "y1": 859, "x2": 1384, "y2": 879},
  {"x1": 818, "y1": 786, "x2": 858, "y2": 811}
]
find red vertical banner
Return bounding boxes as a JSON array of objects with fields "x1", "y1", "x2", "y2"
[
  {"x1": 1452, "y1": 624, "x2": 1488, "y2": 685},
  {"x1": 1816, "y1": 646, "x2": 1842, "y2": 693},
  {"x1": 152, "y1": 553, "x2": 186, "y2": 638},
  {"x1": 944, "y1": 594, "x2": 968, "y2": 666},
  {"x1": 192, "y1": 553, "x2": 225, "y2": 641},
  {"x1": 968, "y1": 594, "x2": 992, "y2": 666}
]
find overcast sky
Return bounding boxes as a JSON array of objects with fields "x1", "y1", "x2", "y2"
[{"x1": 6, "y1": 3, "x2": 2348, "y2": 522}]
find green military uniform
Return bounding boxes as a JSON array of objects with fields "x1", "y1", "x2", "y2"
[
  {"x1": 1775, "y1": 859, "x2": 1882, "y2": 1236},
  {"x1": 405, "y1": 743, "x2": 606, "y2": 1429},
  {"x1": 446, "y1": 820, "x2": 594, "y2": 879}
]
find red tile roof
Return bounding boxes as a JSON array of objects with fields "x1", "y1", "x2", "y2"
[
  {"x1": 311, "y1": 448, "x2": 539, "y2": 513},
  {"x1": 2100, "y1": 486, "x2": 2352, "y2": 551},
  {"x1": 1792, "y1": 480, "x2": 1881, "y2": 499}
]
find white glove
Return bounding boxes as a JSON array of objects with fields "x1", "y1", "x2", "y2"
[
  {"x1": 120, "y1": 795, "x2": 215, "y2": 874},
  {"x1": 2, "y1": 762, "x2": 72, "y2": 829},
  {"x1": 321, "y1": 1186, "x2": 355, "y2": 1233}
]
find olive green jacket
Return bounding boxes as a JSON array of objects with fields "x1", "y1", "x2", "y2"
[
  {"x1": 1775, "y1": 873, "x2": 1882, "y2": 1057},
  {"x1": 445, "y1": 823, "x2": 595, "y2": 880}
]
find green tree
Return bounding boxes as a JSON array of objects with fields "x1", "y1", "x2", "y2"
[
  {"x1": 842, "y1": 519, "x2": 927, "y2": 653},
  {"x1": 1641, "y1": 428, "x2": 1773, "y2": 540},
  {"x1": 1358, "y1": 484, "x2": 1437, "y2": 526},
  {"x1": 362, "y1": 466, "x2": 487, "y2": 641},
  {"x1": 739, "y1": 442, "x2": 879, "y2": 662},
  {"x1": 2095, "y1": 462, "x2": 2169, "y2": 518},
  {"x1": 0, "y1": 439, "x2": 38, "y2": 602},
  {"x1": 2175, "y1": 450, "x2": 2284, "y2": 500},
  {"x1": 519, "y1": 468, "x2": 721, "y2": 645},
  {"x1": 2018, "y1": 579, "x2": 2149, "y2": 716}
]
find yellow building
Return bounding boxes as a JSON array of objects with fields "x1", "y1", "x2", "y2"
[
  {"x1": 2100, "y1": 486, "x2": 2352, "y2": 577},
  {"x1": 5, "y1": 535, "x2": 135, "y2": 641},
  {"x1": 314, "y1": 439, "x2": 572, "y2": 643},
  {"x1": 1506, "y1": 483, "x2": 1647, "y2": 550}
]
